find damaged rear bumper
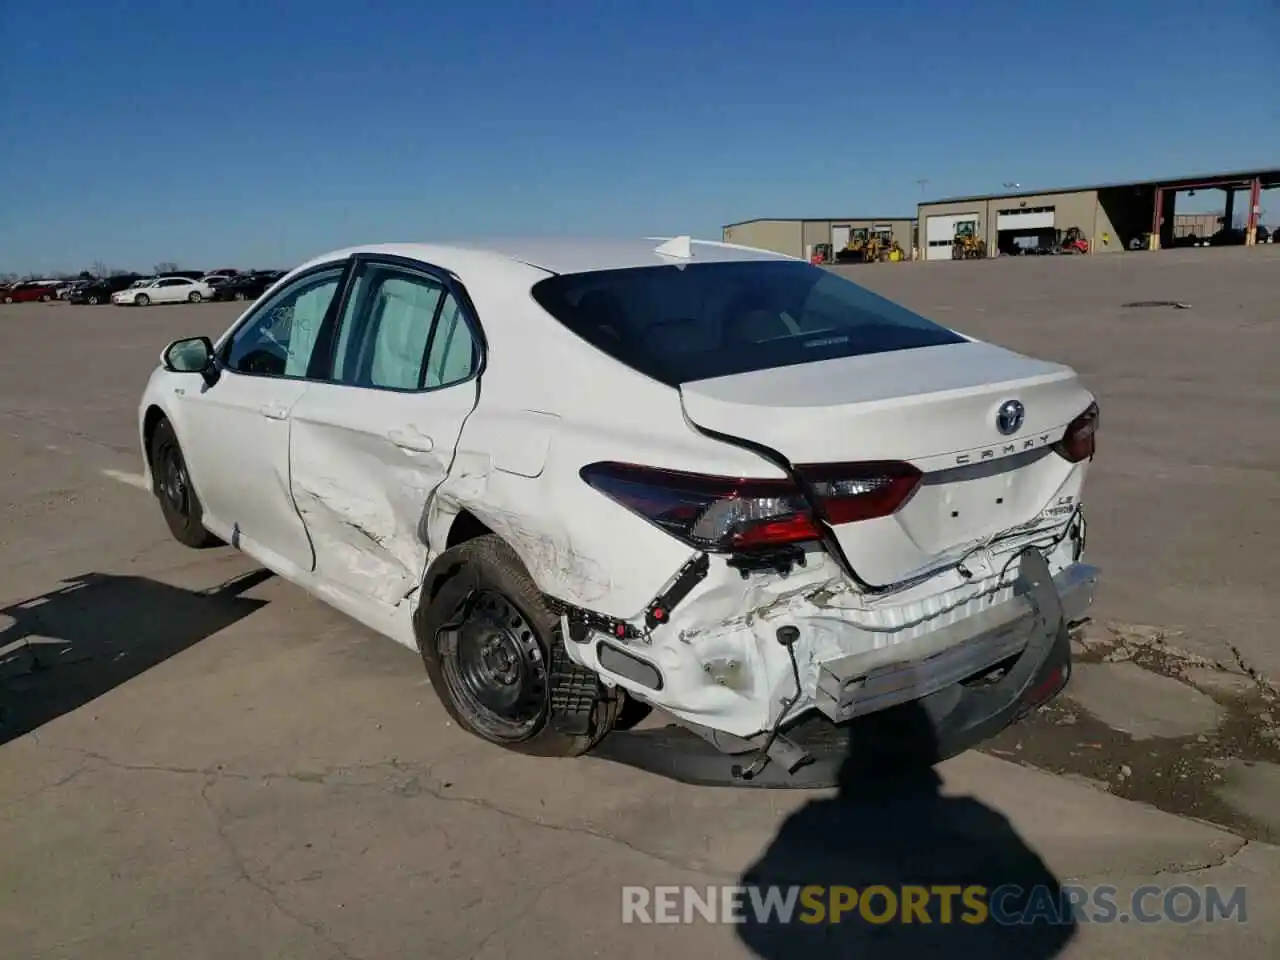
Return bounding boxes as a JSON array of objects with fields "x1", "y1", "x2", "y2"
[
  {"x1": 814, "y1": 559, "x2": 1096, "y2": 723},
  {"x1": 589, "y1": 550, "x2": 1089, "y2": 787}
]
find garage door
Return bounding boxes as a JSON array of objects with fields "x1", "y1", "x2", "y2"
[
  {"x1": 997, "y1": 207, "x2": 1055, "y2": 230},
  {"x1": 925, "y1": 214, "x2": 979, "y2": 260}
]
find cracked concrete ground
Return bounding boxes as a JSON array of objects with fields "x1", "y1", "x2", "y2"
[{"x1": 2, "y1": 247, "x2": 1279, "y2": 958}]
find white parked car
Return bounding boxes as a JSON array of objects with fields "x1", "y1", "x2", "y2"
[
  {"x1": 136, "y1": 237, "x2": 1099, "y2": 785},
  {"x1": 114, "y1": 276, "x2": 213, "y2": 306}
]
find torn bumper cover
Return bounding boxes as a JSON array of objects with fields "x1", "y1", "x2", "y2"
[
  {"x1": 814, "y1": 559, "x2": 1096, "y2": 724},
  {"x1": 590, "y1": 550, "x2": 1095, "y2": 787}
]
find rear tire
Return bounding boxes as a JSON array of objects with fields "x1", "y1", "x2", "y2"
[
  {"x1": 414, "y1": 535, "x2": 617, "y2": 756},
  {"x1": 148, "y1": 417, "x2": 221, "y2": 549},
  {"x1": 87, "y1": 295, "x2": 100, "y2": 305},
  {"x1": 188, "y1": 291, "x2": 202, "y2": 303}
]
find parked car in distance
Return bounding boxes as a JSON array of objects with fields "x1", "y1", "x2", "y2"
[
  {"x1": 70, "y1": 275, "x2": 146, "y2": 304},
  {"x1": 201, "y1": 275, "x2": 236, "y2": 293},
  {"x1": 2, "y1": 281, "x2": 58, "y2": 303},
  {"x1": 113, "y1": 276, "x2": 214, "y2": 306},
  {"x1": 210, "y1": 270, "x2": 284, "y2": 301},
  {"x1": 136, "y1": 236, "x2": 1100, "y2": 787}
]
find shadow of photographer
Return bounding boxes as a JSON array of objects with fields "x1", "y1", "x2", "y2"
[
  {"x1": 0, "y1": 568, "x2": 272, "y2": 745},
  {"x1": 735, "y1": 700, "x2": 1077, "y2": 958}
]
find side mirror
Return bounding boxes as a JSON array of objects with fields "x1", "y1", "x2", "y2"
[{"x1": 162, "y1": 336, "x2": 220, "y2": 386}]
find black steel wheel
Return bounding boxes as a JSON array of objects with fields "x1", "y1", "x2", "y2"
[
  {"x1": 415, "y1": 535, "x2": 618, "y2": 756},
  {"x1": 148, "y1": 417, "x2": 221, "y2": 549},
  {"x1": 440, "y1": 589, "x2": 548, "y2": 741}
]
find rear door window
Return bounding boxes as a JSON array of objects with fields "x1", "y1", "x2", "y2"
[
  {"x1": 530, "y1": 260, "x2": 964, "y2": 386},
  {"x1": 329, "y1": 264, "x2": 448, "y2": 390}
]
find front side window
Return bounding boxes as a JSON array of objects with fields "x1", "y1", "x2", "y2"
[
  {"x1": 530, "y1": 259, "x2": 965, "y2": 386},
  {"x1": 223, "y1": 266, "x2": 344, "y2": 377}
]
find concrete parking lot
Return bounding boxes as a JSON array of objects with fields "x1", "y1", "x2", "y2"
[{"x1": 2, "y1": 248, "x2": 1278, "y2": 958}]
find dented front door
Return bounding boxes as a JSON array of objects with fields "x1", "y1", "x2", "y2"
[{"x1": 286, "y1": 259, "x2": 482, "y2": 610}]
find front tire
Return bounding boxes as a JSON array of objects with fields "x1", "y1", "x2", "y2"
[
  {"x1": 148, "y1": 417, "x2": 220, "y2": 549},
  {"x1": 414, "y1": 535, "x2": 617, "y2": 756},
  {"x1": 87, "y1": 295, "x2": 100, "y2": 305},
  {"x1": 188, "y1": 291, "x2": 202, "y2": 303},
  {"x1": 135, "y1": 293, "x2": 150, "y2": 306}
]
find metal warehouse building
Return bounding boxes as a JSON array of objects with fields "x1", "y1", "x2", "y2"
[
  {"x1": 723, "y1": 167, "x2": 1277, "y2": 263},
  {"x1": 917, "y1": 167, "x2": 1278, "y2": 259},
  {"x1": 721, "y1": 217, "x2": 916, "y2": 260}
]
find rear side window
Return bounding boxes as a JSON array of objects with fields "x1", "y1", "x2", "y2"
[{"x1": 530, "y1": 260, "x2": 964, "y2": 386}]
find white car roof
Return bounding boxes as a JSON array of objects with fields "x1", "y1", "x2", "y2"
[{"x1": 293, "y1": 236, "x2": 795, "y2": 278}]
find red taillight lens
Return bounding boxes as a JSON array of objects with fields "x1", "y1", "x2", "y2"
[
  {"x1": 799, "y1": 461, "x2": 922, "y2": 524},
  {"x1": 1052, "y1": 402, "x2": 1099, "y2": 463},
  {"x1": 580, "y1": 460, "x2": 922, "y2": 553},
  {"x1": 580, "y1": 462, "x2": 819, "y2": 551}
]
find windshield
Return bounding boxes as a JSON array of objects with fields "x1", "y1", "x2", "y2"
[{"x1": 529, "y1": 260, "x2": 965, "y2": 386}]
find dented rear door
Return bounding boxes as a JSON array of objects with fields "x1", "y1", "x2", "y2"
[{"x1": 287, "y1": 259, "x2": 482, "y2": 610}]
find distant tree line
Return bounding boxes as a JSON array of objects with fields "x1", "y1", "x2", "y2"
[{"x1": 0, "y1": 261, "x2": 198, "y2": 284}]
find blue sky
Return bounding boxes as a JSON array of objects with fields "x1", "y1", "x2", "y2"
[{"x1": 1, "y1": 0, "x2": 1275, "y2": 274}]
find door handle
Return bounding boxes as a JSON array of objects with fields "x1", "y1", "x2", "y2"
[
  {"x1": 387, "y1": 428, "x2": 434, "y2": 453},
  {"x1": 259, "y1": 402, "x2": 289, "y2": 420}
]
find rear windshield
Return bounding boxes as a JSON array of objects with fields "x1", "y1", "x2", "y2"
[{"x1": 530, "y1": 260, "x2": 965, "y2": 386}]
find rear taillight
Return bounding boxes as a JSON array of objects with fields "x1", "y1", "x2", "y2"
[
  {"x1": 580, "y1": 460, "x2": 921, "y2": 553},
  {"x1": 799, "y1": 461, "x2": 923, "y2": 524},
  {"x1": 1052, "y1": 402, "x2": 1099, "y2": 463}
]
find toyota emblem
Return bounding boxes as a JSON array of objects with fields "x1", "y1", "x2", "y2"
[{"x1": 996, "y1": 399, "x2": 1025, "y2": 435}]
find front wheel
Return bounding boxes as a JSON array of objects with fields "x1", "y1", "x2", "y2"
[
  {"x1": 135, "y1": 293, "x2": 150, "y2": 306},
  {"x1": 2, "y1": 296, "x2": 12, "y2": 304},
  {"x1": 87, "y1": 295, "x2": 100, "y2": 305},
  {"x1": 39, "y1": 294, "x2": 50, "y2": 302},
  {"x1": 188, "y1": 291, "x2": 202, "y2": 303},
  {"x1": 148, "y1": 417, "x2": 221, "y2": 549},
  {"x1": 414, "y1": 535, "x2": 618, "y2": 756}
]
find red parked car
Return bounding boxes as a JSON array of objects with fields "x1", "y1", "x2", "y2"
[{"x1": 1, "y1": 281, "x2": 57, "y2": 303}]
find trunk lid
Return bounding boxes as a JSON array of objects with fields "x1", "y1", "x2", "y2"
[{"x1": 679, "y1": 340, "x2": 1094, "y2": 586}]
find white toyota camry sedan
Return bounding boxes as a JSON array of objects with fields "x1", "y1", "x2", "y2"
[{"x1": 137, "y1": 237, "x2": 1099, "y2": 786}]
